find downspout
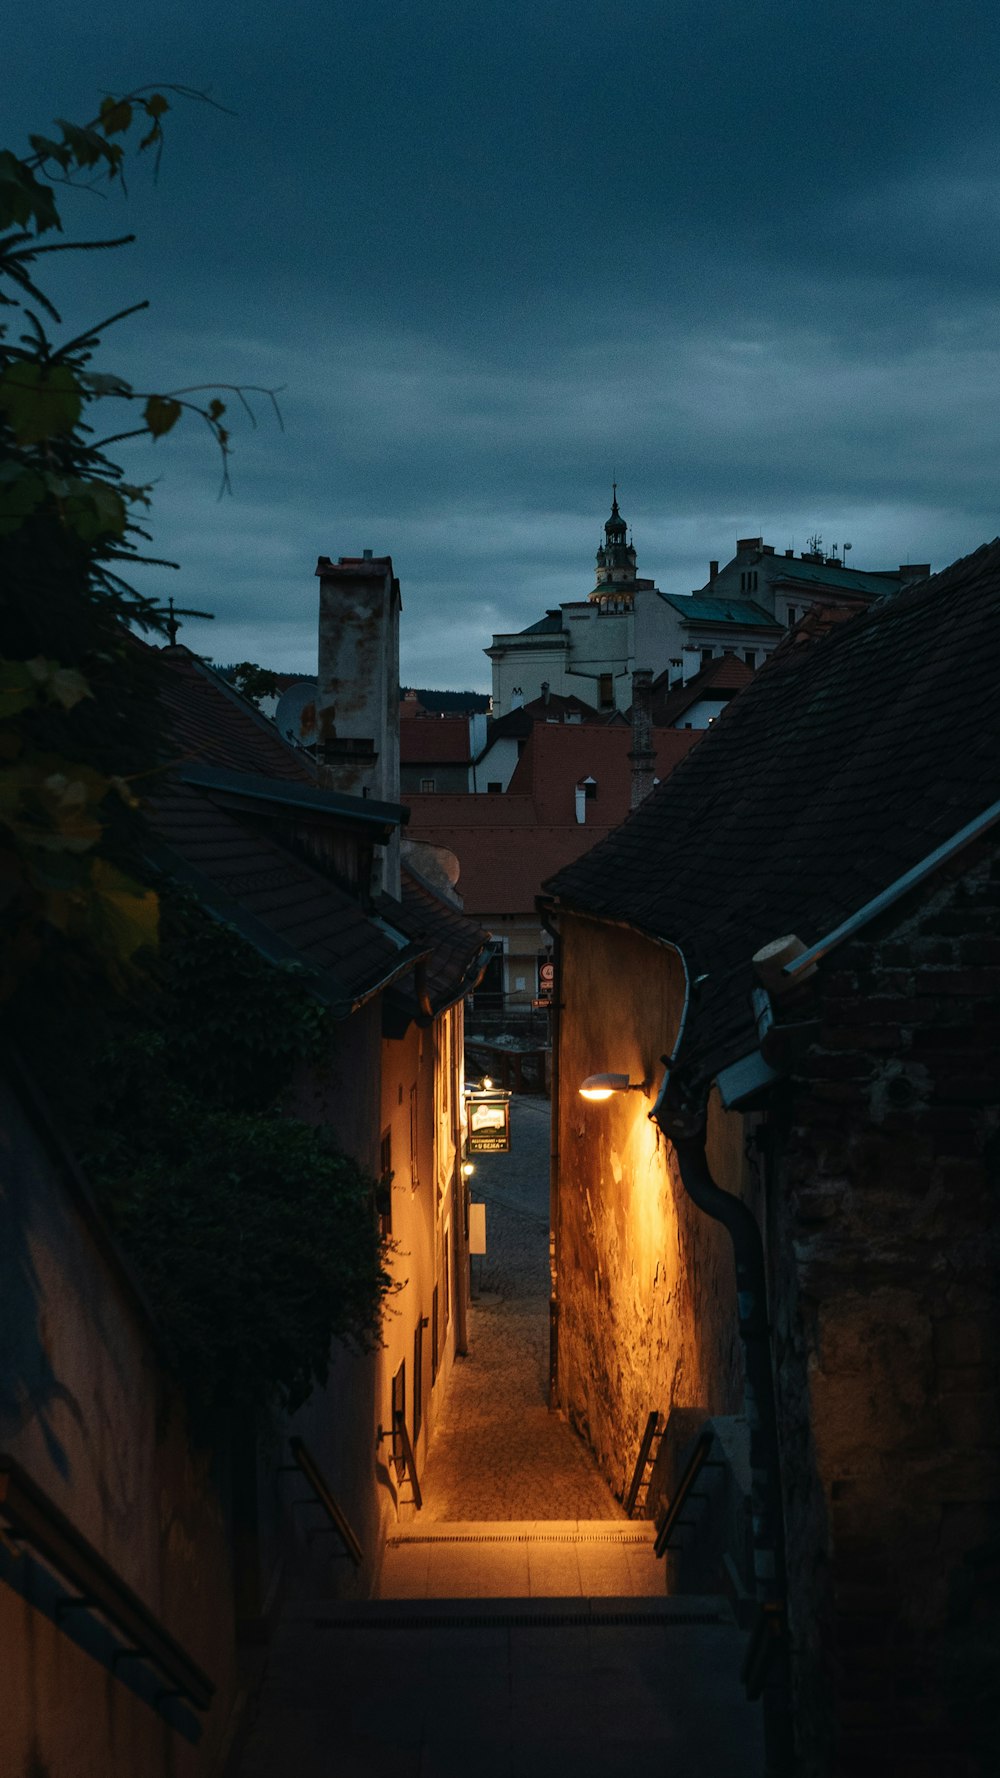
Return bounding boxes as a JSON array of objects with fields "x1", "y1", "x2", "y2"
[
  {"x1": 538, "y1": 905, "x2": 562, "y2": 1407},
  {"x1": 651, "y1": 1054, "x2": 792, "y2": 1773}
]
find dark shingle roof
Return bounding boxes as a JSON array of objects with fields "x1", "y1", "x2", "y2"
[{"x1": 544, "y1": 540, "x2": 1000, "y2": 1080}]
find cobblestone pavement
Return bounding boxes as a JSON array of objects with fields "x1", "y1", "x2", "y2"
[{"x1": 417, "y1": 1095, "x2": 623, "y2": 1524}]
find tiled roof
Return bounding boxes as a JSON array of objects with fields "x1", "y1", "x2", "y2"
[
  {"x1": 147, "y1": 779, "x2": 418, "y2": 1012},
  {"x1": 157, "y1": 648, "x2": 316, "y2": 783},
  {"x1": 385, "y1": 869, "x2": 489, "y2": 1011},
  {"x1": 405, "y1": 820, "x2": 623, "y2": 917},
  {"x1": 519, "y1": 612, "x2": 564, "y2": 636},
  {"x1": 662, "y1": 593, "x2": 782, "y2": 628},
  {"x1": 767, "y1": 558, "x2": 904, "y2": 597},
  {"x1": 148, "y1": 647, "x2": 418, "y2": 1011},
  {"x1": 651, "y1": 654, "x2": 755, "y2": 726},
  {"x1": 507, "y1": 723, "x2": 700, "y2": 822},
  {"x1": 486, "y1": 692, "x2": 602, "y2": 743},
  {"x1": 544, "y1": 539, "x2": 1000, "y2": 1082},
  {"x1": 400, "y1": 716, "x2": 471, "y2": 765}
]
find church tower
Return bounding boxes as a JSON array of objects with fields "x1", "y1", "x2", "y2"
[{"x1": 593, "y1": 486, "x2": 638, "y2": 591}]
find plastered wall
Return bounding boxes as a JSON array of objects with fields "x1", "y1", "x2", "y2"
[{"x1": 554, "y1": 916, "x2": 744, "y2": 1500}]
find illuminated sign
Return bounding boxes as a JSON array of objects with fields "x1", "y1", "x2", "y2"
[{"x1": 465, "y1": 1088, "x2": 511, "y2": 1153}]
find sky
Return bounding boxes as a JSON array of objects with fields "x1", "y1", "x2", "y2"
[{"x1": 8, "y1": 1, "x2": 1000, "y2": 688}]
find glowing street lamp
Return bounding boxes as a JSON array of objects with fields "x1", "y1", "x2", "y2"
[{"x1": 578, "y1": 1073, "x2": 649, "y2": 1101}]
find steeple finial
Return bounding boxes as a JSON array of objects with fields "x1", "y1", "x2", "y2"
[{"x1": 165, "y1": 596, "x2": 180, "y2": 647}]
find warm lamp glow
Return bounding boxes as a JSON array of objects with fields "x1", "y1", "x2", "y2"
[
  {"x1": 579, "y1": 1072, "x2": 631, "y2": 1101},
  {"x1": 482, "y1": 1076, "x2": 493, "y2": 1090},
  {"x1": 462, "y1": 1161, "x2": 475, "y2": 1177}
]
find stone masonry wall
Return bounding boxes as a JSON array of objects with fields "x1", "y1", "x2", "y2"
[
  {"x1": 769, "y1": 840, "x2": 1000, "y2": 1778},
  {"x1": 556, "y1": 915, "x2": 745, "y2": 1503}
]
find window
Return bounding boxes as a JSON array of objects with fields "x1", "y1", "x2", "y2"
[
  {"x1": 419, "y1": 776, "x2": 435, "y2": 792},
  {"x1": 745, "y1": 650, "x2": 756, "y2": 667},
  {"x1": 377, "y1": 1129, "x2": 392, "y2": 1238},
  {"x1": 701, "y1": 647, "x2": 713, "y2": 666},
  {"x1": 413, "y1": 1321, "x2": 424, "y2": 1441},
  {"x1": 787, "y1": 606, "x2": 797, "y2": 626},
  {"x1": 391, "y1": 1360, "x2": 406, "y2": 1467},
  {"x1": 487, "y1": 780, "x2": 502, "y2": 794},
  {"x1": 583, "y1": 777, "x2": 597, "y2": 800},
  {"x1": 598, "y1": 673, "x2": 614, "y2": 707}
]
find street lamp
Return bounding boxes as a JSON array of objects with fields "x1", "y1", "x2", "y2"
[{"x1": 578, "y1": 1073, "x2": 650, "y2": 1101}]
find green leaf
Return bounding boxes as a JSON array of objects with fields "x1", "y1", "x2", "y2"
[
  {"x1": 86, "y1": 858, "x2": 159, "y2": 961},
  {"x1": 99, "y1": 97, "x2": 133, "y2": 138},
  {"x1": 60, "y1": 477, "x2": 127, "y2": 542},
  {"x1": 144, "y1": 394, "x2": 182, "y2": 438},
  {"x1": 0, "y1": 150, "x2": 60, "y2": 233},
  {"x1": 144, "y1": 94, "x2": 171, "y2": 119},
  {"x1": 0, "y1": 463, "x2": 47, "y2": 536},
  {"x1": 0, "y1": 363, "x2": 82, "y2": 444}
]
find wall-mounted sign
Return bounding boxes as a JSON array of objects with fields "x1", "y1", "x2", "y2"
[
  {"x1": 465, "y1": 1089, "x2": 511, "y2": 1153},
  {"x1": 469, "y1": 1202, "x2": 487, "y2": 1255}
]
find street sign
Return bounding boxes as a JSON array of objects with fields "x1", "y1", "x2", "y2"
[{"x1": 465, "y1": 1088, "x2": 511, "y2": 1153}]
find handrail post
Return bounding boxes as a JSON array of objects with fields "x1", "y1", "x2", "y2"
[{"x1": 624, "y1": 1410, "x2": 661, "y2": 1518}]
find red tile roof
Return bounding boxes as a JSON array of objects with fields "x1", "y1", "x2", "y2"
[
  {"x1": 507, "y1": 723, "x2": 700, "y2": 822},
  {"x1": 544, "y1": 539, "x2": 1000, "y2": 1081},
  {"x1": 157, "y1": 648, "x2": 316, "y2": 783},
  {"x1": 399, "y1": 715, "x2": 471, "y2": 765},
  {"x1": 651, "y1": 653, "x2": 755, "y2": 727}
]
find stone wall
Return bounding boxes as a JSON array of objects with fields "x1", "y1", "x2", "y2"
[
  {"x1": 769, "y1": 840, "x2": 1000, "y2": 1777},
  {"x1": 554, "y1": 915, "x2": 745, "y2": 1501}
]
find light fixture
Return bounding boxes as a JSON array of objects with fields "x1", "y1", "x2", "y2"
[
  {"x1": 578, "y1": 1072, "x2": 649, "y2": 1101},
  {"x1": 461, "y1": 1161, "x2": 475, "y2": 1177},
  {"x1": 481, "y1": 1076, "x2": 493, "y2": 1090}
]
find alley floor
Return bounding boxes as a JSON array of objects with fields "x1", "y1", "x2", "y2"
[
  {"x1": 234, "y1": 1094, "x2": 765, "y2": 1776},
  {"x1": 414, "y1": 1094, "x2": 621, "y2": 1525}
]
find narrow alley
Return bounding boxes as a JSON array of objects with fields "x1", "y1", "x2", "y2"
[{"x1": 235, "y1": 1095, "x2": 764, "y2": 1778}]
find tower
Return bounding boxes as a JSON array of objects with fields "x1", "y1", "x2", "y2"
[{"x1": 593, "y1": 485, "x2": 638, "y2": 590}]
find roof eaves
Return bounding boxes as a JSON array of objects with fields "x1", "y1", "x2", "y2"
[
  {"x1": 145, "y1": 837, "x2": 425, "y2": 1015},
  {"x1": 178, "y1": 761, "x2": 409, "y2": 832}
]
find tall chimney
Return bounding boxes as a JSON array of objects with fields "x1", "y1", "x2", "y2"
[
  {"x1": 315, "y1": 552, "x2": 402, "y2": 897},
  {"x1": 628, "y1": 668, "x2": 656, "y2": 810},
  {"x1": 709, "y1": 560, "x2": 719, "y2": 581}
]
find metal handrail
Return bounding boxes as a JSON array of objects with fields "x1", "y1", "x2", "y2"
[
  {"x1": 287, "y1": 1437, "x2": 363, "y2": 1567},
  {"x1": 653, "y1": 1429, "x2": 714, "y2": 1558},
  {"x1": 0, "y1": 1455, "x2": 213, "y2": 1709},
  {"x1": 392, "y1": 1412, "x2": 423, "y2": 1511},
  {"x1": 624, "y1": 1411, "x2": 661, "y2": 1518}
]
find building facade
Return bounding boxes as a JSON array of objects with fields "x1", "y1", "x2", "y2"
[{"x1": 488, "y1": 498, "x2": 931, "y2": 718}]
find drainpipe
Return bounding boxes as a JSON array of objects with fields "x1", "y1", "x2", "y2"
[
  {"x1": 538, "y1": 907, "x2": 562, "y2": 1407},
  {"x1": 651, "y1": 1060, "x2": 792, "y2": 1775}
]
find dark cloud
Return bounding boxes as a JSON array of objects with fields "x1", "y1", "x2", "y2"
[{"x1": 7, "y1": 2, "x2": 1000, "y2": 684}]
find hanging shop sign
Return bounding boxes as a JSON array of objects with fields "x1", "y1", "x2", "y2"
[{"x1": 465, "y1": 1086, "x2": 512, "y2": 1153}]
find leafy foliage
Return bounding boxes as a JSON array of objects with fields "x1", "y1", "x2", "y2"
[
  {"x1": 0, "y1": 89, "x2": 284, "y2": 996},
  {"x1": 68, "y1": 893, "x2": 394, "y2": 1427},
  {"x1": 226, "y1": 660, "x2": 282, "y2": 709}
]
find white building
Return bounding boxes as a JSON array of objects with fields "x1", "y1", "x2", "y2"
[{"x1": 486, "y1": 497, "x2": 930, "y2": 718}]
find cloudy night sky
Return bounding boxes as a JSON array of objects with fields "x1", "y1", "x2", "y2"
[{"x1": 8, "y1": 1, "x2": 1000, "y2": 688}]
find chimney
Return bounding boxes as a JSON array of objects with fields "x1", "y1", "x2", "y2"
[
  {"x1": 898, "y1": 563, "x2": 931, "y2": 582},
  {"x1": 575, "y1": 781, "x2": 587, "y2": 825},
  {"x1": 315, "y1": 552, "x2": 402, "y2": 897},
  {"x1": 709, "y1": 560, "x2": 719, "y2": 582},
  {"x1": 628, "y1": 668, "x2": 656, "y2": 810}
]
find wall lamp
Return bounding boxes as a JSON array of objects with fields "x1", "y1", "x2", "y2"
[{"x1": 579, "y1": 1073, "x2": 650, "y2": 1101}]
